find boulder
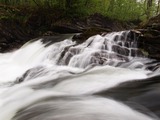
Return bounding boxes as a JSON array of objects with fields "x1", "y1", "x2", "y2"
[{"x1": 137, "y1": 14, "x2": 160, "y2": 60}]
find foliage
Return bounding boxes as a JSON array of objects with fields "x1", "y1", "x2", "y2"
[{"x1": 0, "y1": 0, "x2": 159, "y2": 21}]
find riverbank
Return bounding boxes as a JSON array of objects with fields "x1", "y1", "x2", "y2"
[
  {"x1": 0, "y1": 4, "x2": 160, "y2": 61},
  {"x1": 0, "y1": 4, "x2": 138, "y2": 53}
]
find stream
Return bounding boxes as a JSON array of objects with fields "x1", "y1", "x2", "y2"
[{"x1": 0, "y1": 31, "x2": 160, "y2": 120}]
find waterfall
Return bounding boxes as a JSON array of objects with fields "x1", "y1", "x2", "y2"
[{"x1": 0, "y1": 31, "x2": 160, "y2": 120}]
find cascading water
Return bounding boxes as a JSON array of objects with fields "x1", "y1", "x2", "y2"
[{"x1": 0, "y1": 31, "x2": 160, "y2": 120}]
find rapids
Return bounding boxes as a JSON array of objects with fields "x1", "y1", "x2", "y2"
[{"x1": 0, "y1": 31, "x2": 160, "y2": 120}]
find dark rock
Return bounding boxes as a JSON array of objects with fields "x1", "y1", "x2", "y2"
[
  {"x1": 41, "y1": 34, "x2": 74, "y2": 47},
  {"x1": 112, "y1": 45, "x2": 130, "y2": 56},
  {"x1": 85, "y1": 13, "x2": 133, "y2": 31},
  {"x1": 138, "y1": 29, "x2": 160, "y2": 37},
  {"x1": 141, "y1": 14, "x2": 160, "y2": 31},
  {"x1": 0, "y1": 19, "x2": 35, "y2": 52},
  {"x1": 72, "y1": 27, "x2": 111, "y2": 44},
  {"x1": 51, "y1": 25, "x2": 82, "y2": 34},
  {"x1": 136, "y1": 14, "x2": 160, "y2": 60},
  {"x1": 130, "y1": 49, "x2": 144, "y2": 57},
  {"x1": 126, "y1": 30, "x2": 141, "y2": 43},
  {"x1": 43, "y1": 31, "x2": 58, "y2": 36},
  {"x1": 137, "y1": 31, "x2": 160, "y2": 60}
]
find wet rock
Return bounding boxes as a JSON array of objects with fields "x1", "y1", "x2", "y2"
[
  {"x1": 136, "y1": 14, "x2": 160, "y2": 60},
  {"x1": 109, "y1": 53, "x2": 129, "y2": 62},
  {"x1": 15, "y1": 66, "x2": 45, "y2": 83},
  {"x1": 57, "y1": 46, "x2": 82, "y2": 65},
  {"x1": 72, "y1": 27, "x2": 111, "y2": 44},
  {"x1": 137, "y1": 31, "x2": 160, "y2": 59},
  {"x1": 112, "y1": 45, "x2": 130, "y2": 56},
  {"x1": 137, "y1": 33, "x2": 160, "y2": 59},
  {"x1": 130, "y1": 49, "x2": 144, "y2": 57}
]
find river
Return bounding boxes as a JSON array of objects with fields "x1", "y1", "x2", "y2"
[{"x1": 0, "y1": 31, "x2": 160, "y2": 120}]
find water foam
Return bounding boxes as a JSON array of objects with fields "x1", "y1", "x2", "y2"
[{"x1": 0, "y1": 31, "x2": 159, "y2": 120}]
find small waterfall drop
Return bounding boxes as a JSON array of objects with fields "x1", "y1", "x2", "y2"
[
  {"x1": 0, "y1": 31, "x2": 160, "y2": 120},
  {"x1": 57, "y1": 31, "x2": 145, "y2": 68}
]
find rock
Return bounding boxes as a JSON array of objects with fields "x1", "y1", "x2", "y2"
[
  {"x1": 43, "y1": 31, "x2": 58, "y2": 36},
  {"x1": 85, "y1": 13, "x2": 133, "y2": 31},
  {"x1": 51, "y1": 25, "x2": 82, "y2": 33},
  {"x1": 142, "y1": 14, "x2": 160, "y2": 31},
  {"x1": 112, "y1": 45, "x2": 130, "y2": 56},
  {"x1": 136, "y1": 14, "x2": 160, "y2": 60},
  {"x1": 72, "y1": 27, "x2": 111, "y2": 44},
  {"x1": 138, "y1": 35, "x2": 160, "y2": 59},
  {"x1": 0, "y1": 19, "x2": 35, "y2": 52},
  {"x1": 50, "y1": 13, "x2": 133, "y2": 34}
]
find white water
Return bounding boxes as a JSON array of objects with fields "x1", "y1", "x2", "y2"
[{"x1": 0, "y1": 31, "x2": 159, "y2": 120}]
